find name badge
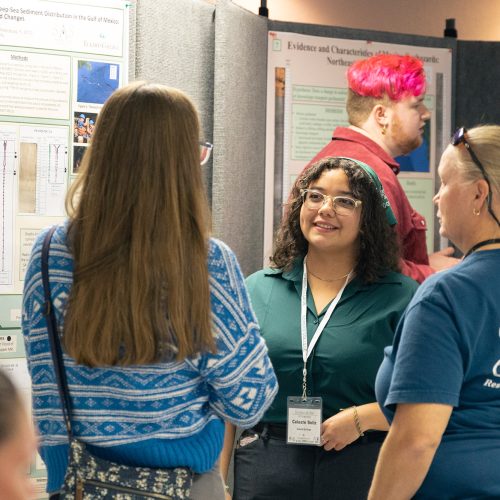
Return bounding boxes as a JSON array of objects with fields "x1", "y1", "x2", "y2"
[{"x1": 286, "y1": 396, "x2": 322, "y2": 446}]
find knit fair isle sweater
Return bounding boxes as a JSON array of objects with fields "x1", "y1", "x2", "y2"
[{"x1": 22, "y1": 224, "x2": 278, "y2": 493}]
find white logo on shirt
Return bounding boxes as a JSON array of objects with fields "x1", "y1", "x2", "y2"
[{"x1": 493, "y1": 359, "x2": 500, "y2": 378}]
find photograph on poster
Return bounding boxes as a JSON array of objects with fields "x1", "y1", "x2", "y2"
[
  {"x1": 77, "y1": 60, "x2": 120, "y2": 104},
  {"x1": 73, "y1": 111, "x2": 98, "y2": 144},
  {"x1": 19, "y1": 143, "x2": 37, "y2": 214},
  {"x1": 18, "y1": 126, "x2": 69, "y2": 217},
  {"x1": 73, "y1": 145, "x2": 87, "y2": 173},
  {"x1": 396, "y1": 120, "x2": 431, "y2": 173}
]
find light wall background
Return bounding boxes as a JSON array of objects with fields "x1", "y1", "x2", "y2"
[{"x1": 230, "y1": 0, "x2": 500, "y2": 41}]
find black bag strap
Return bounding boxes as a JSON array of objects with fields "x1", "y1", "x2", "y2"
[{"x1": 41, "y1": 225, "x2": 74, "y2": 439}]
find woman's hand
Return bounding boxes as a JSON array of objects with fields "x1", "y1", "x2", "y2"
[
  {"x1": 321, "y1": 403, "x2": 389, "y2": 451},
  {"x1": 320, "y1": 407, "x2": 360, "y2": 451}
]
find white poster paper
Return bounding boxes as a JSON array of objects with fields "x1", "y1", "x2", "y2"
[
  {"x1": 265, "y1": 32, "x2": 453, "y2": 258},
  {"x1": 0, "y1": 51, "x2": 71, "y2": 119},
  {"x1": 0, "y1": 1, "x2": 125, "y2": 57}
]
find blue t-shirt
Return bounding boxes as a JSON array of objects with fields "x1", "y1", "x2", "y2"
[{"x1": 376, "y1": 249, "x2": 500, "y2": 499}]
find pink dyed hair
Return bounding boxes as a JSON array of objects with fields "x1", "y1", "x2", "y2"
[{"x1": 347, "y1": 54, "x2": 426, "y2": 101}]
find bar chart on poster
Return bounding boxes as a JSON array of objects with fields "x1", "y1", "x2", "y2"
[
  {"x1": 0, "y1": 0, "x2": 129, "y2": 495},
  {"x1": 264, "y1": 32, "x2": 453, "y2": 260}
]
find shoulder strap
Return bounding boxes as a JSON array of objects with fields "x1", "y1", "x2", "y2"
[{"x1": 41, "y1": 226, "x2": 74, "y2": 439}]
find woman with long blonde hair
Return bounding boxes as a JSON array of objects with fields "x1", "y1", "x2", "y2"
[{"x1": 22, "y1": 82, "x2": 277, "y2": 499}]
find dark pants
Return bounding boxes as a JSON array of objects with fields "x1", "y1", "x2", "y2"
[{"x1": 234, "y1": 424, "x2": 385, "y2": 500}]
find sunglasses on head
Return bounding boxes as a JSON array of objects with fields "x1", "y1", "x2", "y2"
[{"x1": 451, "y1": 127, "x2": 500, "y2": 227}]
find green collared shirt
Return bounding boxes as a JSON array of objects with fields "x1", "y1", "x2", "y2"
[{"x1": 246, "y1": 259, "x2": 418, "y2": 422}]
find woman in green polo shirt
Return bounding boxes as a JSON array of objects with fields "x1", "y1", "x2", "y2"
[{"x1": 221, "y1": 157, "x2": 418, "y2": 500}]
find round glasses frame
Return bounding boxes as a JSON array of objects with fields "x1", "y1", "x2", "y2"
[{"x1": 300, "y1": 188, "x2": 362, "y2": 216}]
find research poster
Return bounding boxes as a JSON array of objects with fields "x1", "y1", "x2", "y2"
[
  {"x1": 264, "y1": 31, "x2": 453, "y2": 260},
  {"x1": 0, "y1": 0, "x2": 130, "y2": 496}
]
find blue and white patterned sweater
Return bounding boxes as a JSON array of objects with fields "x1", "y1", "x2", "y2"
[{"x1": 22, "y1": 223, "x2": 278, "y2": 493}]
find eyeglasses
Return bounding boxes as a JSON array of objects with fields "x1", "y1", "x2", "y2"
[
  {"x1": 300, "y1": 189, "x2": 362, "y2": 215},
  {"x1": 451, "y1": 127, "x2": 500, "y2": 226},
  {"x1": 199, "y1": 141, "x2": 213, "y2": 166}
]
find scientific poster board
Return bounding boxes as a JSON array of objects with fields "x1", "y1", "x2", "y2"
[
  {"x1": 264, "y1": 31, "x2": 453, "y2": 260},
  {"x1": 0, "y1": 0, "x2": 129, "y2": 496}
]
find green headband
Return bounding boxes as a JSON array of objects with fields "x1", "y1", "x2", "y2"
[{"x1": 337, "y1": 157, "x2": 397, "y2": 226}]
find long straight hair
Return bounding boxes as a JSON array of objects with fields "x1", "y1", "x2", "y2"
[{"x1": 65, "y1": 82, "x2": 214, "y2": 366}]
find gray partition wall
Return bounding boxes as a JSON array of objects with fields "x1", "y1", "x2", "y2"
[
  {"x1": 455, "y1": 41, "x2": 500, "y2": 128},
  {"x1": 133, "y1": 0, "x2": 216, "y2": 196},
  {"x1": 212, "y1": 0, "x2": 269, "y2": 275},
  {"x1": 134, "y1": 0, "x2": 215, "y2": 127},
  {"x1": 131, "y1": 0, "x2": 499, "y2": 276}
]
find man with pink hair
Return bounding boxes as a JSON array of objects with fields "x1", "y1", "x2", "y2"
[{"x1": 307, "y1": 54, "x2": 458, "y2": 283}]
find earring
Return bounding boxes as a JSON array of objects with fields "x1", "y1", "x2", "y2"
[
  {"x1": 473, "y1": 208, "x2": 480, "y2": 216},
  {"x1": 381, "y1": 124, "x2": 387, "y2": 135}
]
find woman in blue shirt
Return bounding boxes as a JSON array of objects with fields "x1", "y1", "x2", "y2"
[{"x1": 370, "y1": 125, "x2": 500, "y2": 499}]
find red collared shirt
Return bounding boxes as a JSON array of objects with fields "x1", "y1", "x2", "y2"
[{"x1": 306, "y1": 127, "x2": 433, "y2": 283}]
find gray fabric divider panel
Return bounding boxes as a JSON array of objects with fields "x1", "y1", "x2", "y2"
[
  {"x1": 127, "y1": 2, "x2": 136, "y2": 82},
  {"x1": 213, "y1": 0, "x2": 268, "y2": 276},
  {"x1": 456, "y1": 41, "x2": 500, "y2": 128},
  {"x1": 134, "y1": 0, "x2": 216, "y2": 197}
]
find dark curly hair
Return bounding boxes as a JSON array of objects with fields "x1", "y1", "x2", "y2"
[{"x1": 271, "y1": 157, "x2": 400, "y2": 283}]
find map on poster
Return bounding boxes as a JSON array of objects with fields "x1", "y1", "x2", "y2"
[
  {"x1": 264, "y1": 31, "x2": 453, "y2": 259},
  {"x1": 0, "y1": 0, "x2": 130, "y2": 495}
]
